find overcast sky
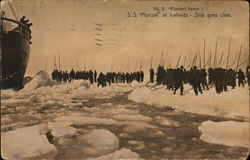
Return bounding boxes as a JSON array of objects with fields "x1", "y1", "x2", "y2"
[{"x1": 1, "y1": 0, "x2": 249, "y2": 74}]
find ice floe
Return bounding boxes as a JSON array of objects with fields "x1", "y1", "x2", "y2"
[
  {"x1": 129, "y1": 85, "x2": 249, "y2": 120},
  {"x1": 198, "y1": 120, "x2": 249, "y2": 148},
  {"x1": 112, "y1": 114, "x2": 152, "y2": 121},
  {"x1": 51, "y1": 126, "x2": 78, "y2": 139},
  {"x1": 154, "y1": 116, "x2": 180, "y2": 127},
  {"x1": 79, "y1": 129, "x2": 119, "y2": 155},
  {"x1": 55, "y1": 115, "x2": 119, "y2": 126},
  {"x1": 22, "y1": 71, "x2": 55, "y2": 91},
  {"x1": 1, "y1": 124, "x2": 57, "y2": 159},
  {"x1": 87, "y1": 148, "x2": 141, "y2": 160}
]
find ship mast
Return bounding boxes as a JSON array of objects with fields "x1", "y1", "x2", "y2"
[
  {"x1": 45, "y1": 55, "x2": 48, "y2": 72},
  {"x1": 58, "y1": 51, "x2": 61, "y2": 71}
]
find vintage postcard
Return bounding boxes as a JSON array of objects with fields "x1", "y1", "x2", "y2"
[{"x1": 1, "y1": 0, "x2": 249, "y2": 159}]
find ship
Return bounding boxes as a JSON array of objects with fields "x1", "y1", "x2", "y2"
[{"x1": 0, "y1": 11, "x2": 32, "y2": 90}]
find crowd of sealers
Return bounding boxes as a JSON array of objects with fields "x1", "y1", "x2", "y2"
[{"x1": 51, "y1": 65, "x2": 249, "y2": 95}]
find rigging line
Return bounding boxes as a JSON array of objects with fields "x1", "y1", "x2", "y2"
[
  {"x1": 12, "y1": 0, "x2": 20, "y2": 19},
  {"x1": 7, "y1": 0, "x2": 18, "y2": 21},
  {"x1": 94, "y1": 23, "x2": 104, "y2": 27},
  {"x1": 18, "y1": 0, "x2": 24, "y2": 16}
]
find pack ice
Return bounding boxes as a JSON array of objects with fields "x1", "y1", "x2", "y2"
[{"x1": 1, "y1": 124, "x2": 57, "y2": 159}]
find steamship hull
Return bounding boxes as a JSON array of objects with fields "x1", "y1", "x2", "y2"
[{"x1": 1, "y1": 31, "x2": 30, "y2": 89}]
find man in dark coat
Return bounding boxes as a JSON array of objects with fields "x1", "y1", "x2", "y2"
[
  {"x1": 246, "y1": 65, "x2": 250, "y2": 88},
  {"x1": 201, "y1": 69, "x2": 209, "y2": 90},
  {"x1": 190, "y1": 66, "x2": 203, "y2": 95},
  {"x1": 237, "y1": 69, "x2": 245, "y2": 87},
  {"x1": 70, "y1": 69, "x2": 76, "y2": 80},
  {"x1": 97, "y1": 72, "x2": 106, "y2": 87},
  {"x1": 140, "y1": 71, "x2": 144, "y2": 83},
  {"x1": 149, "y1": 67, "x2": 154, "y2": 83},
  {"x1": 173, "y1": 66, "x2": 185, "y2": 95},
  {"x1": 88, "y1": 70, "x2": 94, "y2": 84},
  {"x1": 94, "y1": 70, "x2": 97, "y2": 83}
]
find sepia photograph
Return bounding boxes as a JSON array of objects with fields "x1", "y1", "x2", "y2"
[{"x1": 1, "y1": 0, "x2": 249, "y2": 159}]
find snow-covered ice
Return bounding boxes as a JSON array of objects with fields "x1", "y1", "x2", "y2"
[
  {"x1": 1, "y1": 124, "x2": 57, "y2": 159},
  {"x1": 154, "y1": 116, "x2": 180, "y2": 127},
  {"x1": 161, "y1": 147, "x2": 172, "y2": 153},
  {"x1": 1, "y1": 89, "x2": 17, "y2": 99},
  {"x1": 57, "y1": 137, "x2": 74, "y2": 146},
  {"x1": 113, "y1": 114, "x2": 153, "y2": 121},
  {"x1": 127, "y1": 140, "x2": 146, "y2": 150},
  {"x1": 47, "y1": 121, "x2": 73, "y2": 129},
  {"x1": 79, "y1": 129, "x2": 119, "y2": 155},
  {"x1": 1, "y1": 74, "x2": 144, "y2": 132},
  {"x1": 1, "y1": 79, "x2": 139, "y2": 109},
  {"x1": 51, "y1": 126, "x2": 78, "y2": 139},
  {"x1": 55, "y1": 116, "x2": 119, "y2": 126},
  {"x1": 198, "y1": 120, "x2": 249, "y2": 148},
  {"x1": 100, "y1": 108, "x2": 140, "y2": 115},
  {"x1": 128, "y1": 140, "x2": 144, "y2": 146},
  {"x1": 129, "y1": 85, "x2": 249, "y2": 120},
  {"x1": 21, "y1": 71, "x2": 55, "y2": 91},
  {"x1": 87, "y1": 148, "x2": 142, "y2": 160},
  {"x1": 122, "y1": 121, "x2": 157, "y2": 133}
]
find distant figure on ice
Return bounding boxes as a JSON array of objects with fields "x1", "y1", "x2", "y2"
[
  {"x1": 140, "y1": 71, "x2": 144, "y2": 83},
  {"x1": 165, "y1": 68, "x2": 175, "y2": 91},
  {"x1": 94, "y1": 70, "x2": 97, "y2": 82},
  {"x1": 156, "y1": 65, "x2": 165, "y2": 85},
  {"x1": 201, "y1": 69, "x2": 209, "y2": 90},
  {"x1": 51, "y1": 69, "x2": 62, "y2": 83},
  {"x1": 214, "y1": 68, "x2": 227, "y2": 94},
  {"x1": 70, "y1": 69, "x2": 76, "y2": 80},
  {"x1": 208, "y1": 68, "x2": 214, "y2": 86},
  {"x1": 149, "y1": 67, "x2": 154, "y2": 83},
  {"x1": 97, "y1": 72, "x2": 106, "y2": 87},
  {"x1": 173, "y1": 66, "x2": 184, "y2": 95},
  {"x1": 190, "y1": 66, "x2": 203, "y2": 95},
  {"x1": 88, "y1": 70, "x2": 94, "y2": 84},
  {"x1": 228, "y1": 69, "x2": 236, "y2": 89},
  {"x1": 237, "y1": 69, "x2": 245, "y2": 87},
  {"x1": 62, "y1": 71, "x2": 70, "y2": 83},
  {"x1": 246, "y1": 65, "x2": 250, "y2": 88}
]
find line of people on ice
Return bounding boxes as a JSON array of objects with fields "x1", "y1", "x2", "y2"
[
  {"x1": 51, "y1": 69, "x2": 144, "y2": 87},
  {"x1": 97, "y1": 71, "x2": 144, "y2": 87},
  {"x1": 149, "y1": 65, "x2": 250, "y2": 95},
  {"x1": 51, "y1": 70, "x2": 97, "y2": 83}
]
